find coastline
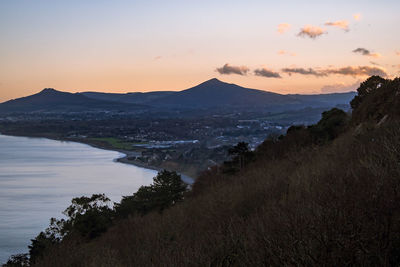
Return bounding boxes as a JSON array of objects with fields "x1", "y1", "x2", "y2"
[{"x1": 0, "y1": 132, "x2": 195, "y2": 185}]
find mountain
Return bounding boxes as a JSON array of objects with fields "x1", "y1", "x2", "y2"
[
  {"x1": 81, "y1": 91, "x2": 175, "y2": 104},
  {"x1": 82, "y1": 78, "x2": 355, "y2": 110},
  {"x1": 0, "y1": 88, "x2": 145, "y2": 113},
  {"x1": 0, "y1": 79, "x2": 356, "y2": 114},
  {"x1": 148, "y1": 78, "x2": 300, "y2": 108}
]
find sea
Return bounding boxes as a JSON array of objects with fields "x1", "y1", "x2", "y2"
[{"x1": 0, "y1": 134, "x2": 157, "y2": 263}]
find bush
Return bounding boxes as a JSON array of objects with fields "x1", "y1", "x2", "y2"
[
  {"x1": 115, "y1": 170, "x2": 187, "y2": 217},
  {"x1": 2, "y1": 254, "x2": 29, "y2": 267}
]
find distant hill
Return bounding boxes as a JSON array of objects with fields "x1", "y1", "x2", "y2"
[
  {"x1": 0, "y1": 88, "x2": 145, "y2": 113},
  {"x1": 0, "y1": 79, "x2": 356, "y2": 113},
  {"x1": 83, "y1": 78, "x2": 356, "y2": 110},
  {"x1": 81, "y1": 91, "x2": 175, "y2": 104},
  {"x1": 148, "y1": 78, "x2": 300, "y2": 108}
]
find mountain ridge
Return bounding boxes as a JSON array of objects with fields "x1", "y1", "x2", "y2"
[{"x1": 0, "y1": 78, "x2": 356, "y2": 113}]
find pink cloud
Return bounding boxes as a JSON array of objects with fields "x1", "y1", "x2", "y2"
[
  {"x1": 297, "y1": 25, "x2": 327, "y2": 39},
  {"x1": 320, "y1": 81, "x2": 360, "y2": 93},
  {"x1": 277, "y1": 50, "x2": 296, "y2": 56},
  {"x1": 216, "y1": 63, "x2": 249, "y2": 75},
  {"x1": 277, "y1": 23, "x2": 291, "y2": 34},
  {"x1": 353, "y1": 13, "x2": 362, "y2": 21},
  {"x1": 325, "y1": 20, "x2": 349, "y2": 31}
]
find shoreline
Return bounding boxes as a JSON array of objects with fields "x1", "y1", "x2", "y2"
[{"x1": 0, "y1": 132, "x2": 195, "y2": 185}]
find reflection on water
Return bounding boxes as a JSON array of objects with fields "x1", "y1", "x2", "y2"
[{"x1": 0, "y1": 134, "x2": 157, "y2": 263}]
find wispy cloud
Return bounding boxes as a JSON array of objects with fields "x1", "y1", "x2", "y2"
[
  {"x1": 325, "y1": 20, "x2": 349, "y2": 31},
  {"x1": 369, "y1": 61, "x2": 380, "y2": 66},
  {"x1": 282, "y1": 67, "x2": 326, "y2": 77},
  {"x1": 353, "y1": 13, "x2": 362, "y2": 21},
  {"x1": 326, "y1": 66, "x2": 387, "y2": 77},
  {"x1": 153, "y1": 56, "x2": 162, "y2": 60},
  {"x1": 396, "y1": 51, "x2": 400, "y2": 56},
  {"x1": 297, "y1": 25, "x2": 327, "y2": 39},
  {"x1": 320, "y1": 81, "x2": 360, "y2": 93},
  {"x1": 282, "y1": 66, "x2": 388, "y2": 77},
  {"x1": 254, "y1": 68, "x2": 281, "y2": 78},
  {"x1": 277, "y1": 23, "x2": 291, "y2": 34},
  {"x1": 216, "y1": 63, "x2": 249, "y2": 75},
  {"x1": 352, "y1": 48, "x2": 381, "y2": 58},
  {"x1": 277, "y1": 50, "x2": 296, "y2": 56}
]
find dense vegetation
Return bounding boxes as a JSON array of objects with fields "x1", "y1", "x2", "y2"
[{"x1": 4, "y1": 76, "x2": 400, "y2": 266}]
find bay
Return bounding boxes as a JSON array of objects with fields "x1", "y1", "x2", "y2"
[{"x1": 0, "y1": 134, "x2": 157, "y2": 263}]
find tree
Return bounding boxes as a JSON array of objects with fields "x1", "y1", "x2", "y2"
[
  {"x1": 115, "y1": 170, "x2": 187, "y2": 217},
  {"x1": 2, "y1": 254, "x2": 29, "y2": 267},
  {"x1": 152, "y1": 170, "x2": 188, "y2": 212},
  {"x1": 350, "y1": 76, "x2": 387, "y2": 109},
  {"x1": 62, "y1": 194, "x2": 113, "y2": 239},
  {"x1": 309, "y1": 108, "x2": 348, "y2": 142},
  {"x1": 223, "y1": 142, "x2": 255, "y2": 173},
  {"x1": 28, "y1": 232, "x2": 58, "y2": 265}
]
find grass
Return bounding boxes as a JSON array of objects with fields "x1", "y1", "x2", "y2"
[{"x1": 89, "y1": 137, "x2": 138, "y2": 150}]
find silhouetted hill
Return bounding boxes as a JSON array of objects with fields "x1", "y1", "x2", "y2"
[
  {"x1": 0, "y1": 79, "x2": 356, "y2": 114},
  {"x1": 149, "y1": 78, "x2": 299, "y2": 108},
  {"x1": 81, "y1": 91, "x2": 175, "y2": 104},
  {"x1": 0, "y1": 88, "x2": 146, "y2": 113},
  {"x1": 82, "y1": 78, "x2": 355, "y2": 110}
]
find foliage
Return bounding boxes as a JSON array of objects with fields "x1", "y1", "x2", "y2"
[
  {"x1": 115, "y1": 170, "x2": 187, "y2": 217},
  {"x1": 2, "y1": 254, "x2": 29, "y2": 267},
  {"x1": 350, "y1": 75, "x2": 387, "y2": 109},
  {"x1": 223, "y1": 142, "x2": 255, "y2": 173},
  {"x1": 60, "y1": 193, "x2": 114, "y2": 239},
  {"x1": 28, "y1": 231, "x2": 58, "y2": 265},
  {"x1": 309, "y1": 108, "x2": 348, "y2": 142}
]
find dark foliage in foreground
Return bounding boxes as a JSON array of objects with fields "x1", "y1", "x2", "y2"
[
  {"x1": 2, "y1": 254, "x2": 29, "y2": 267},
  {"x1": 4, "y1": 171, "x2": 187, "y2": 266},
  {"x1": 5, "y1": 76, "x2": 400, "y2": 266}
]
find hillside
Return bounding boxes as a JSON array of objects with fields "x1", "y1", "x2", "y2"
[
  {"x1": 148, "y1": 78, "x2": 299, "y2": 108},
  {"x1": 10, "y1": 76, "x2": 398, "y2": 267},
  {"x1": 81, "y1": 91, "x2": 175, "y2": 104},
  {"x1": 82, "y1": 78, "x2": 356, "y2": 110},
  {"x1": 0, "y1": 80, "x2": 355, "y2": 114},
  {"x1": 0, "y1": 88, "x2": 146, "y2": 113}
]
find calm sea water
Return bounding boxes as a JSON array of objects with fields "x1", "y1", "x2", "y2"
[{"x1": 0, "y1": 134, "x2": 157, "y2": 263}]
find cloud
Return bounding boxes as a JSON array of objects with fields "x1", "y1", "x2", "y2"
[
  {"x1": 325, "y1": 66, "x2": 387, "y2": 77},
  {"x1": 297, "y1": 25, "x2": 327, "y2": 39},
  {"x1": 369, "y1": 61, "x2": 380, "y2": 66},
  {"x1": 254, "y1": 68, "x2": 281, "y2": 78},
  {"x1": 325, "y1": 20, "x2": 349, "y2": 31},
  {"x1": 277, "y1": 50, "x2": 296, "y2": 56},
  {"x1": 153, "y1": 56, "x2": 162, "y2": 60},
  {"x1": 396, "y1": 51, "x2": 400, "y2": 56},
  {"x1": 216, "y1": 63, "x2": 249, "y2": 75},
  {"x1": 320, "y1": 81, "x2": 360, "y2": 93},
  {"x1": 353, "y1": 13, "x2": 362, "y2": 21},
  {"x1": 352, "y1": 48, "x2": 381, "y2": 58},
  {"x1": 282, "y1": 67, "x2": 327, "y2": 77},
  {"x1": 282, "y1": 66, "x2": 388, "y2": 77},
  {"x1": 277, "y1": 23, "x2": 291, "y2": 34}
]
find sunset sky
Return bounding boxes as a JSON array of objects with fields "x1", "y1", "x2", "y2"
[{"x1": 0, "y1": 0, "x2": 399, "y2": 102}]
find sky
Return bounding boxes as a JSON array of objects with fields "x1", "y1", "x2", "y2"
[{"x1": 0, "y1": 0, "x2": 399, "y2": 102}]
